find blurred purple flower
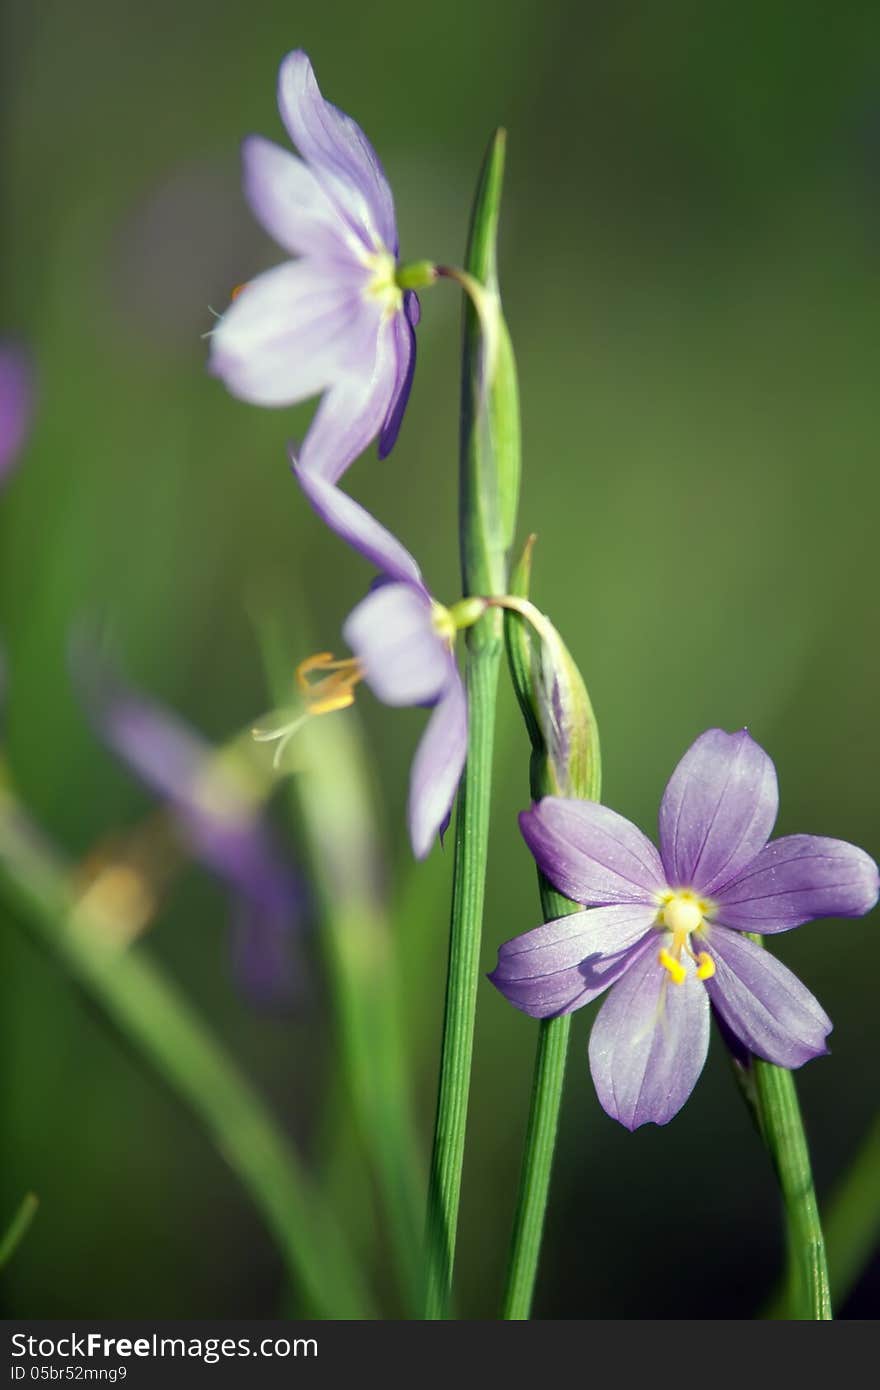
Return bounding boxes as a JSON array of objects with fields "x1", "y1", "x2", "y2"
[
  {"x1": 266, "y1": 464, "x2": 467, "y2": 859},
  {"x1": 490, "y1": 728, "x2": 879, "y2": 1130},
  {"x1": 209, "y1": 49, "x2": 419, "y2": 481},
  {"x1": 76, "y1": 650, "x2": 303, "y2": 1004},
  {"x1": 0, "y1": 344, "x2": 33, "y2": 485}
]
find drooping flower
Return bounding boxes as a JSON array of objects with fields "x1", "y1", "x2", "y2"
[
  {"x1": 75, "y1": 650, "x2": 303, "y2": 1004},
  {"x1": 0, "y1": 343, "x2": 33, "y2": 485},
  {"x1": 490, "y1": 728, "x2": 879, "y2": 1129},
  {"x1": 209, "y1": 49, "x2": 420, "y2": 480},
  {"x1": 256, "y1": 462, "x2": 468, "y2": 859}
]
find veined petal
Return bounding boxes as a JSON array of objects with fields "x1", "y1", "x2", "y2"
[
  {"x1": 242, "y1": 134, "x2": 364, "y2": 263},
  {"x1": 703, "y1": 926, "x2": 831, "y2": 1067},
  {"x1": 588, "y1": 948, "x2": 710, "y2": 1129},
  {"x1": 291, "y1": 461, "x2": 425, "y2": 589},
  {"x1": 519, "y1": 798, "x2": 667, "y2": 907},
  {"x1": 208, "y1": 258, "x2": 376, "y2": 407},
  {"x1": 378, "y1": 290, "x2": 419, "y2": 459},
  {"x1": 278, "y1": 50, "x2": 398, "y2": 254},
  {"x1": 297, "y1": 312, "x2": 399, "y2": 480},
  {"x1": 0, "y1": 344, "x2": 33, "y2": 483},
  {"x1": 713, "y1": 834, "x2": 879, "y2": 933},
  {"x1": 407, "y1": 672, "x2": 467, "y2": 860},
  {"x1": 658, "y1": 728, "x2": 778, "y2": 896},
  {"x1": 343, "y1": 581, "x2": 451, "y2": 707},
  {"x1": 489, "y1": 904, "x2": 658, "y2": 1019}
]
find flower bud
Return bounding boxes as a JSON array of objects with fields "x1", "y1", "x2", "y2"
[{"x1": 503, "y1": 537, "x2": 600, "y2": 802}]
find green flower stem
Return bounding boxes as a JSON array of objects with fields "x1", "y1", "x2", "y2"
[
  {"x1": 423, "y1": 126, "x2": 517, "y2": 1320},
  {"x1": 0, "y1": 1192, "x2": 39, "y2": 1269},
  {"x1": 753, "y1": 1056, "x2": 832, "y2": 1319},
  {"x1": 764, "y1": 1111, "x2": 880, "y2": 1318},
  {"x1": 501, "y1": 937, "x2": 571, "y2": 1319},
  {"x1": 0, "y1": 795, "x2": 372, "y2": 1319},
  {"x1": 499, "y1": 538, "x2": 601, "y2": 1320},
  {"x1": 423, "y1": 637, "x2": 502, "y2": 1318},
  {"x1": 258, "y1": 615, "x2": 424, "y2": 1314},
  {"x1": 821, "y1": 1112, "x2": 880, "y2": 1310}
]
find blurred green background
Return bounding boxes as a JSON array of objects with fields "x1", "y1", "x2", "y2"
[{"x1": 2, "y1": 0, "x2": 878, "y2": 1318}]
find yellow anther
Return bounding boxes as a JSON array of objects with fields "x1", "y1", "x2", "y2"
[
  {"x1": 295, "y1": 652, "x2": 364, "y2": 715},
  {"x1": 658, "y1": 948, "x2": 687, "y2": 985},
  {"x1": 695, "y1": 952, "x2": 715, "y2": 981}
]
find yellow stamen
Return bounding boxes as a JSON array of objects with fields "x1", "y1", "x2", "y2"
[
  {"x1": 295, "y1": 652, "x2": 364, "y2": 715},
  {"x1": 252, "y1": 652, "x2": 365, "y2": 771},
  {"x1": 230, "y1": 282, "x2": 248, "y2": 301},
  {"x1": 658, "y1": 948, "x2": 687, "y2": 985},
  {"x1": 696, "y1": 952, "x2": 715, "y2": 981}
]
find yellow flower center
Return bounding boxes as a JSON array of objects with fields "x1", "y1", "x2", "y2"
[
  {"x1": 363, "y1": 250, "x2": 403, "y2": 318},
  {"x1": 656, "y1": 890, "x2": 716, "y2": 985},
  {"x1": 431, "y1": 601, "x2": 456, "y2": 647}
]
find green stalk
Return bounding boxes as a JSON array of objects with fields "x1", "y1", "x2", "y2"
[
  {"x1": 262, "y1": 621, "x2": 425, "y2": 1313},
  {"x1": 423, "y1": 642, "x2": 501, "y2": 1317},
  {"x1": 500, "y1": 552, "x2": 601, "y2": 1319},
  {"x1": 423, "y1": 128, "x2": 518, "y2": 1319},
  {"x1": 753, "y1": 1056, "x2": 832, "y2": 1319},
  {"x1": 501, "y1": 919, "x2": 572, "y2": 1320},
  {"x1": 821, "y1": 1112, "x2": 880, "y2": 1311},
  {"x1": 0, "y1": 794, "x2": 372, "y2": 1318},
  {"x1": 0, "y1": 1192, "x2": 38, "y2": 1269}
]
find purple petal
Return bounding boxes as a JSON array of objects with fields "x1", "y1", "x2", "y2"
[
  {"x1": 588, "y1": 948, "x2": 710, "y2": 1129},
  {"x1": 208, "y1": 258, "x2": 376, "y2": 407},
  {"x1": 658, "y1": 728, "x2": 779, "y2": 896},
  {"x1": 519, "y1": 797, "x2": 667, "y2": 907},
  {"x1": 296, "y1": 312, "x2": 400, "y2": 480},
  {"x1": 377, "y1": 290, "x2": 419, "y2": 459},
  {"x1": 489, "y1": 904, "x2": 658, "y2": 1019},
  {"x1": 0, "y1": 344, "x2": 33, "y2": 484},
  {"x1": 242, "y1": 134, "x2": 363, "y2": 263},
  {"x1": 74, "y1": 645, "x2": 302, "y2": 925},
  {"x1": 291, "y1": 461, "x2": 425, "y2": 589},
  {"x1": 230, "y1": 890, "x2": 300, "y2": 1008},
  {"x1": 703, "y1": 926, "x2": 831, "y2": 1067},
  {"x1": 277, "y1": 50, "x2": 398, "y2": 255},
  {"x1": 408, "y1": 672, "x2": 467, "y2": 860},
  {"x1": 343, "y1": 581, "x2": 451, "y2": 707},
  {"x1": 713, "y1": 834, "x2": 879, "y2": 933}
]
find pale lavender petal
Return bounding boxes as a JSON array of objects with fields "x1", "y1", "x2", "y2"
[
  {"x1": 713, "y1": 834, "x2": 879, "y2": 933},
  {"x1": 277, "y1": 50, "x2": 398, "y2": 254},
  {"x1": 488, "y1": 904, "x2": 658, "y2": 1019},
  {"x1": 296, "y1": 311, "x2": 399, "y2": 479},
  {"x1": 588, "y1": 948, "x2": 710, "y2": 1129},
  {"x1": 242, "y1": 134, "x2": 363, "y2": 263},
  {"x1": 208, "y1": 258, "x2": 377, "y2": 407},
  {"x1": 658, "y1": 728, "x2": 779, "y2": 896},
  {"x1": 408, "y1": 672, "x2": 467, "y2": 860},
  {"x1": 519, "y1": 797, "x2": 667, "y2": 907},
  {"x1": 291, "y1": 461, "x2": 425, "y2": 589},
  {"x1": 703, "y1": 926, "x2": 831, "y2": 1067},
  {"x1": 343, "y1": 581, "x2": 451, "y2": 706},
  {"x1": 377, "y1": 290, "x2": 419, "y2": 459},
  {"x1": 0, "y1": 345, "x2": 33, "y2": 483}
]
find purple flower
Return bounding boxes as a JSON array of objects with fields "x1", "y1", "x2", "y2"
[
  {"x1": 76, "y1": 651, "x2": 302, "y2": 1004},
  {"x1": 490, "y1": 728, "x2": 879, "y2": 1129},
  {"x1": 209, "y1": 50, "x2": 419, "y2": 480},
  {"x1": 268, "y1": 463, "x2": 467, "y2": 859},
  {"x1": 0, "y1": 344, "x2": 33, "y2": 485}
]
